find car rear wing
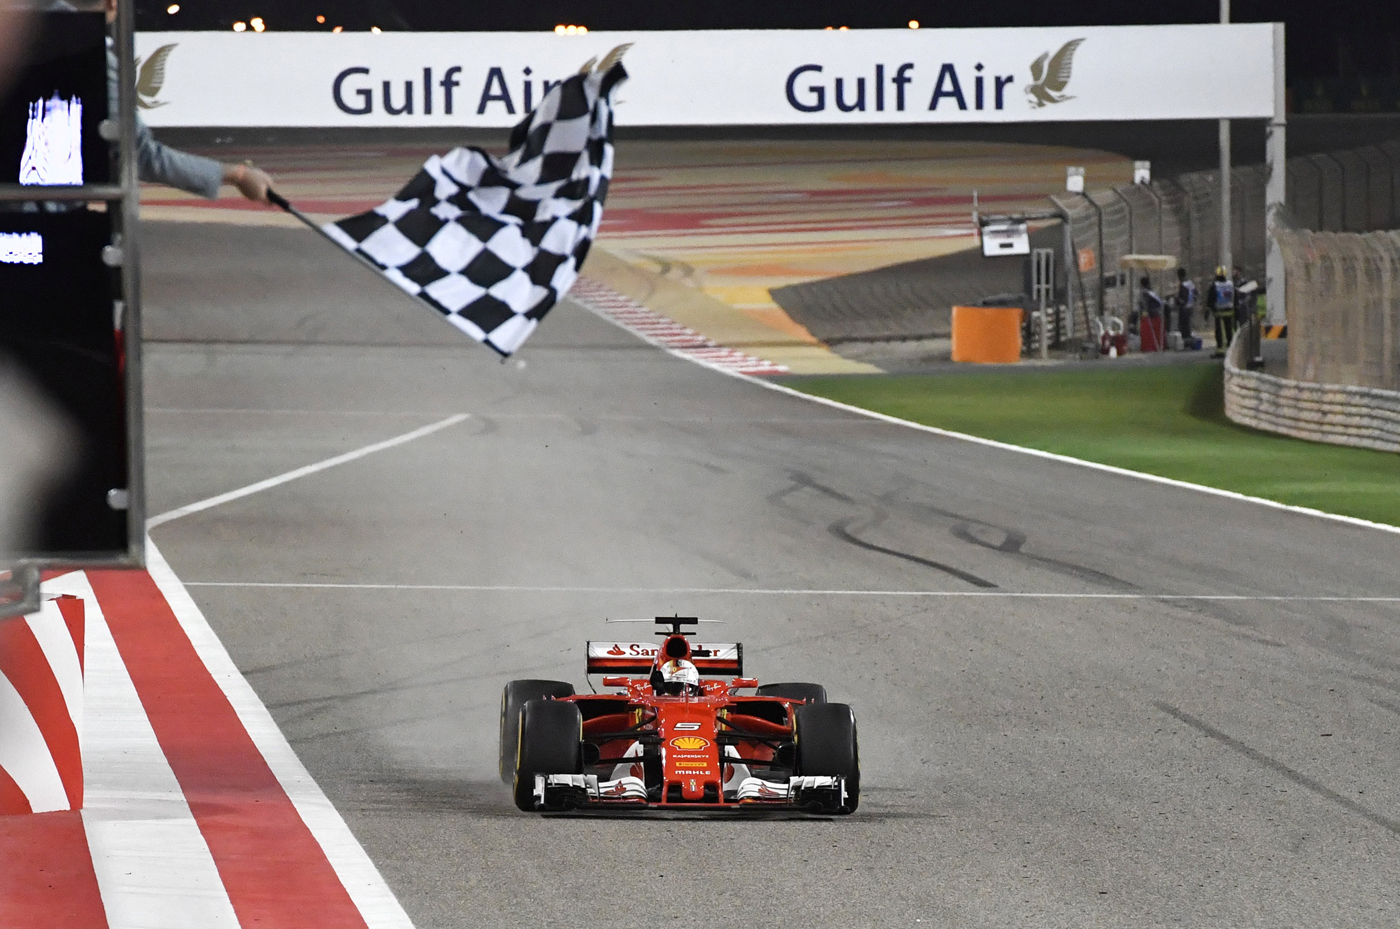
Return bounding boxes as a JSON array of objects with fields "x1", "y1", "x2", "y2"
[{"x1": 586, "y1": 642, "x2": 743, "y2": 676}]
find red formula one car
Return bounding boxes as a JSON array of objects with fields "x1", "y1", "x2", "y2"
[{"x1": 499, "y1": 617, "x2": 859, "y2": 814}]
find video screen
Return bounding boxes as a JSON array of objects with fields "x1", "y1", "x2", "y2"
[
  {"x1": 0, "y1": 11, "x2": 110, "y2": 186},
  {"x1": 0, "y1": 209, "x2": 127, "y2": 558}
]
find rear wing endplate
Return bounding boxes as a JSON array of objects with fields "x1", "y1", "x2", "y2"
[{"x1": 586, "y1": 642, "x2": 743, "y2": 676}]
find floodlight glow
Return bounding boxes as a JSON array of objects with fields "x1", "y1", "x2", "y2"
[
  {"x1": 232, "y1": 21, "x2": 246, "y2": 31},
  {"x1": 316, "y1": 14, "x2": 325, "y2": 23},
  {"x1": 166, "y1": 4, "x2": 179, "y2": 13},
  {"x1": 250, "y1": 16, "x2": 265, "y2": 31},
  {"x1": 908, "y1": 19, "x2": 919, "y2": 28}
]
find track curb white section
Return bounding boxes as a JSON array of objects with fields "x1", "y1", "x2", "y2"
[
  {"x1": 573, "y1": 291, "x2": 1400, "y2": 539},
  {"x1": 46, "y1": 571, "x2": 242, "y2": 929},
  {"x1": 145, "y1": 539, "x2": 417, "y2": 929}
]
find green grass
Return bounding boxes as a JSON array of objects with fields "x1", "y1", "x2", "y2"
[{"x1": 783, "y1": 361, "x2": 1400, "y2": 527}]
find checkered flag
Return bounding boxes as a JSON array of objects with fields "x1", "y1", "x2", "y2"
[{"x1": 321, "y1": 60, "x2": 627, "y2": 356}]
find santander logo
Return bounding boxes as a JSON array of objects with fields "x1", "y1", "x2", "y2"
[{"x1": 606, "y1": 644, "x2": 626, "y2": 656}]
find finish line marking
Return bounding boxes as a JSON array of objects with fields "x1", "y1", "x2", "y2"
[
  {"x1": 178, "y1": 582, "x2": 1400, "y2": 602},
  {"x1": 147, "y1": 414, "x2": 469, "y2": 529}
]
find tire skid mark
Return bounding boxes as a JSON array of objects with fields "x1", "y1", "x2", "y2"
[
  {"x1": 1155, "y1": 701, "x2": 1400, "y2": 838},
  {"x1": 830, "y1": 519, "x2": 997, "y2": 589}
]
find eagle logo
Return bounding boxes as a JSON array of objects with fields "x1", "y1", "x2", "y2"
[
  {"x1": 135, "y1": 43, "x2": 178, "y2": 109},
  {"x1": 1025, "y1": 38, "x2": 1084, "y2": 108}
]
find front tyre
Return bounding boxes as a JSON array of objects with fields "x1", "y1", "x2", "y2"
[
  {"x1": 795, "y1": 702, "x2": 860, "y2": 814},
  {"x1": 499, "y1": 680, "x2": 575, "y2": 784},
  {"x1": 513, "y1": 699, "x2": 584, "y2": 811}
]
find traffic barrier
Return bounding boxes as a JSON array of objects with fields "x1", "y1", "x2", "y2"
[
  {"x1": 1224, "y1": 331, "x2": 1400, "y2": 453},
  {"x1": 0, "y1": 595, "x2": 85, "y2": 814},
  {"x1": 951, "y1": 306, "x2": 1022, "y2": 363}
]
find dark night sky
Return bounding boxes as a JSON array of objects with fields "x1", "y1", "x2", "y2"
[{"x1": 137, "y1": 1, "x2": 1400, "y2": 83}]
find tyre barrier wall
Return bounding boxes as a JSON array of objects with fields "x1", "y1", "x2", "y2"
[
  {"x1": 1224, "y1": 329, "x2": 1400, "y2": 453},
  {"x1": 0, "y1": 595, "x2": 85, "y2": 814}
]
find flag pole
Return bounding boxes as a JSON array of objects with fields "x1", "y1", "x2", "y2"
[{"x1": 265, "y1": 189, "x2": 513, "y2": 358}]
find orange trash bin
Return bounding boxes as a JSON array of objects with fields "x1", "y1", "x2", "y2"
[{"x1": 951, "y1": 306, "x2": 1023, "y2": 363}]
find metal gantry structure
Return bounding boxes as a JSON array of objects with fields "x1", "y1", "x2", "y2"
[{"x1": 0, "y1": 0, "x2": 145, "y2": 618}]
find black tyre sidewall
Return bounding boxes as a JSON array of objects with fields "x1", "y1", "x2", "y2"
[
  {"x1": 513, "y1": 699, "x2": 583, "y2": 811},
  {"x1": 795, "y1": 702, "x2": 860, "y2": 813},
  {"x1": 755, "y1": 682, "x2": 828, "y2": 704},
  {"x1": 499, "y1": 679, "x2": 575, "y2": 784}
]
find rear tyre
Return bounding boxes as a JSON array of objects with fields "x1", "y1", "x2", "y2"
[
  {"x1": 795, "y1": 702, "x2": 860, "y2": 814},
  {"x1": 513, "y1": 699, "x2": 583, "y2": 811},
  {"x1": 499, "y1": 680, "x2": 575, "y2": 784},
  {"x1": 756, "y1": 682, "x2": 827, "y2": 705}
]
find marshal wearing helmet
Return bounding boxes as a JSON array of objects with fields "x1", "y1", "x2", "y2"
[{"x1": 499, "y1": 617, "x2": 859, "y2": 814}]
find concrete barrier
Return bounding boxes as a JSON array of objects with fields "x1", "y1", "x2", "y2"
[{"x1": 1224, "y1": 333, "x2": 1400, "y2": 453}]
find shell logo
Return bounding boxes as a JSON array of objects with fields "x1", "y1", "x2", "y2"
[{"x1": 669, "y1": 736, "x2": 710, "y2": 750}]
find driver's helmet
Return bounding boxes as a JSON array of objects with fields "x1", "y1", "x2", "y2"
[{"x1": 658, "y1": 659, "x2": 701, "y2": 696}]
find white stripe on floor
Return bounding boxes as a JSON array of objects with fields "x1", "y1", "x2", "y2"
[
  {"x1": 45, "y1": 571, "x2": 242, "y2": 929},
  {"x1": 147, "y1": 413, "x2": 469, "y2": 529},
  {"x1": 0, "y1": 671, "x2": 67, "y2": 812},
  {"x1": 25, "y1": 599, "x2": 85, "y2": 747},
  {"x1": 146, "y1": 540, "x2": 416, "y2": 929},
  {"x1": 174, "y1": 581, "x2": 1400, "y2": 601}
]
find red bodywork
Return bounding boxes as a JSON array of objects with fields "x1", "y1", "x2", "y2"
[{"x1": 551, "y1": 633, "x2": 810, "y2": 809}]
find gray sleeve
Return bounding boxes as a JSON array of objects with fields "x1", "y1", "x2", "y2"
[
  {"x1": 134, "y1": 118, "x2": 224, "y2": 199},
  {"x1": 107, "y1": 43, "x2": 223, "y2": 199}
]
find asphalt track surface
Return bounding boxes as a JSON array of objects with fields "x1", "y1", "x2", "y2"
[{"x1": 143, "y1": 220, "x2": 1400, "y2": 928}]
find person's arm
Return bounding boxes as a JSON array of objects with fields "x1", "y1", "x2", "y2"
[{"x1": 108, "y1": 42, "x2": 271, "y2": 202}]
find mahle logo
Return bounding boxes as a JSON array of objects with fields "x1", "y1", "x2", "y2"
[
  {"x1": 1025, "y1": 38, "x2": 1084, "y2": 108},
  {"x1": 135, "y1": 43, "x2": 178, "y2": 109}
]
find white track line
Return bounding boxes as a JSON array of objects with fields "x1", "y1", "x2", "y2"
[
  {"x1": 146, "y1": 540, "x2": 415, "y2": 929},
  {"x1": 177, "y1": 582, "x2": 1400, "y2": 601},
  {"x1": 570, "y1": 284, "x2": 1400, "y2": 539},
  {"x1": 45, "y1": 571, "x2": 242, "y2": 929},
  {"x1": 147, "y1": 414, "x2": 469, "y2": 529}
]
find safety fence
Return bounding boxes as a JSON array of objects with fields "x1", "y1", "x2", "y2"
[
  {"x1": 1277, "y1": 227, "x2": 1400, "y2": 391},
  {"x1": 1224, "y1": 326, "x2": 1400, "y2": 453},
  {"x1": 1051, "y1": 139, "x2": 1400, "y2": 341}
]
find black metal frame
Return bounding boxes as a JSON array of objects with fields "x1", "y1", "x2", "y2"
[{"x1": 0, "y1": 1, "x2": 145, "y2": 570}]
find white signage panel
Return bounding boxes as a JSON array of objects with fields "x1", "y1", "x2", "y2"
[{"x1": 134, "y1": 25, "x2": 1276, "y2": 128}]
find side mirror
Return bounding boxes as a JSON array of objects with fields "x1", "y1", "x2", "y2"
[
  {"x1": 601, "y1": 676, "x2": 631, "y2": 688},
  {"x1": 729, "y1": 677, "x2": 758, "y2": 691}
]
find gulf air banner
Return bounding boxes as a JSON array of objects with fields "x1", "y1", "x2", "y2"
[{"x1": 134, "y1": 24, "x2": 1276, "y2": 128}]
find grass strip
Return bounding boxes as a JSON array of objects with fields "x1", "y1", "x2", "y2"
[{"x1": 782, "y1": 361, "x2": 1400, "y2": 527}]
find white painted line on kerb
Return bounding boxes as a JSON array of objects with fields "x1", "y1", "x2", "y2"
[
  {"x1": 571, "y1": 294, "x2": 1400, "y2": 539},
  {"x1": 147, "y1": 413, "x2": 469, "y2": 529},
  {"x1": 45, "y1": 570, "x2": 242, "y2": 929},
  {"x1": 146, "y1": 540, "x2": 415, "y2": 929},
  {"x1": 177, "y1": 581, "x2": 1400, "y2": 602}
]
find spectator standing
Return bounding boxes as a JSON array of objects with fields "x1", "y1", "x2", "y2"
[{"x1": 1174, "y1": 267, "x2": 1198, "y2": 344}]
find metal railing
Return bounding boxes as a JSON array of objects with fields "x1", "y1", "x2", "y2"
[{"x1": 1049, "y1": 139, "x2": 1400, "y2": 350}]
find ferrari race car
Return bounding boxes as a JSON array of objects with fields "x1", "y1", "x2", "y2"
[{"x1": 499, "y1": 617, "x2": 858, "y2": 814}]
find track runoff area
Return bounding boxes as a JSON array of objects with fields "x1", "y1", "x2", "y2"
[{"x1": 18, "y1": 25, "x2": 1400, "y2": 929}]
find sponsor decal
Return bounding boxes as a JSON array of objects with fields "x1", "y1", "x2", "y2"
[
  {"x1": 669, "y1": 736, "x2": 710, "y2": 751},
  {"x1": 675, "y1": 761, "x2": 710, "y2": 769},
  {"x1": 673, "y1": 722, "x2": 702, "y2": 731},
  {"x1": 1025, "y1": 39, "x2": 1084, "y2": 108},
  {"x1": 606, "y1": 644, "x2": 626, "y2": 656},
  {"x1": 136, "y1": 43, "x2": 177, "y2": 109}
]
